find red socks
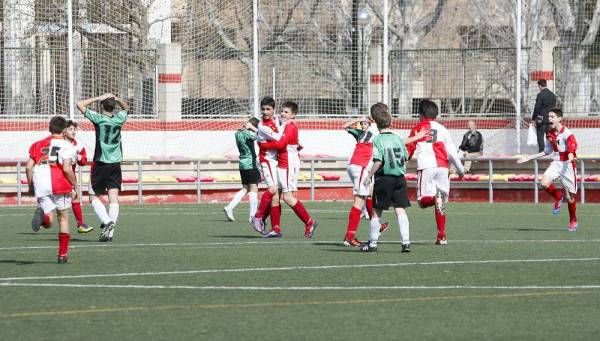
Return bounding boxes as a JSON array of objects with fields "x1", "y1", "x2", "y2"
[
  {"x1": 255, "y1": 191, "x2": 274, "y2": 218},
  {"x1": 72, "y1": 201, "x2": 83, "y2": 225},
  {"x1": 292, "y1": 201, "x2": 311, "y2": 225},
  {"x1": 545, "y1": 184, "x2": 562, "y2": 201},
  {"x1": 568, "y1": 200, "x2": 577, "y2": 223},
  {"x1": 270, "y1": 205, "x2": 281, "y2": 233},
  {"x1": 365, "y1": 198, "x2": 373, "y2": 219},
  {"x1": 345, "y1": 206, "x2": 362, "y2": 240},
  {"x1": 419, "y1": 196, "x2": 436, "y2": 208},
  {"x1": 42, "y1": 214, "x2": 51, "y2": 227},
  {"x1": 58, "y1": 233, "x2": 70, "y2": 257},
  {"x1": 434, "y1": 209, "x2": 446, "y2": 240}
]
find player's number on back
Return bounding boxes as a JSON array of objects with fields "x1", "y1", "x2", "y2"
[
  {"x1": 103, "y1": 126, "x2": 121, "y2": 144},
  {"x1": 386, "y1": 147, "x2": 405, "y2": 169},
  {"x1": 426, "y1": 129, "x2": 438, "y2": 143}
]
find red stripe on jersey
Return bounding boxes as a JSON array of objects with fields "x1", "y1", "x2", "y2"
[
  {"x1": 349, "y1": 143, "x2": 373, "y2": 167},
  {"x1": 432, "y1": 141, "x2": 450, "y2": 168}
]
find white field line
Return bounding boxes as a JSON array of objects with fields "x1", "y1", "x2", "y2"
[
  {"x1": 1, "y1": 239, "x2": 599, "y2": 252},
  {"x1": 1, "y1": 282, "x2": 600, "y2": 291},
  {"x1": 1, "y1": 257, "x2": 599, "y2": 282}
]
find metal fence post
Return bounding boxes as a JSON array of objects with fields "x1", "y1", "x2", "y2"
[
  {"x1": 580, "y1": 159, "x2": 585, "y2": 204},
  {"x1": 137, "y1": 161, "x2": 143, "y2": 205},
  {"x1": 310, "y1": 159, "x2": 315, "y2": 201},
  {"x1": 488, "y1": 159, "x2": 493, "y2": 203},
  {"x1": 533, "y1": 160, "x2": 539, "y2": 203},
  {"x1": 16, "y1": 161, "x2": 22, "y2": 206},
  {"x1": 196, "y1": 160, "x2": 202, "y2": 203}
]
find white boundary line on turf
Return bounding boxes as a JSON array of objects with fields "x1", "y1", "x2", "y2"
[
  {"x1": 1, "y1": 282, "x2": 600, "y2": 290},
  {"x1": 1, "y1": 257, "x2": 599, "y2": 282},
  {"x1": 1, "y1": 239, "x2": 600, "y2": 251}
]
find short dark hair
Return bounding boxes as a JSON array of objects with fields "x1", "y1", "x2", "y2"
[
  {"x1": 549, "y1": 107, "x2": 563, "y2": 117},
  {"x1": 248, "y1": 117, "x2": 259, "y2": 128},
  {"x1": 373, "y1": 110, "x2": 392, "y2": 129},
  {"x1": 66, "y1": 120, "x2": 78, "y2": 128},
  {"x1": 537, "y1": 79, "x2": 547, "y2": 87},
  {"x1": 49, "y1": 116, "x2": 68, "y2": 134},
  {"x1": 370, "y1": 102, "x2": 388, "y2": 119},
  {"x1": 260, "y1": 96, "x2": 276, "y2": 109},
  {"x1": 101, "y1": 98, "x2": 116, "y2": 112},
  {"x1": 281, "y1": 101, "x2": 298, "y2": 114},
  {"x1": 419, "y1": 99, "x2": 439, "y2": 119}
]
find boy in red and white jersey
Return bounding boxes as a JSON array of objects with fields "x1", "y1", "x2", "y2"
[
  {"x1": 251, "y1": 96, "x2": 282, "y2": 233},
  {"x1": 258, "y1": 101, "x2": 318, "y2": 239},
  {"x1": 406, "y1": 99, "x2": 464, "y2": 245},
  {"x1": 26, "y1": 116, "x2": 78, "y2": 264},
  {"x1": 64, "y1": 120, "x2": 94, "y2": 233},
  {"x1": 517, "y1": 108, "x2": 578, "y2": 231}
]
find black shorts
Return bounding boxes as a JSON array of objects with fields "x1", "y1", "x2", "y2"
[
  {"x1": 91, "y1": 162, "x2": 122, "y2": 195},
  {"x1": 240, "y1": 168, "x2": 260, "y2": 185},
  {"x1": 373, "y1": 175, "x2": 411, "y2": 210}
]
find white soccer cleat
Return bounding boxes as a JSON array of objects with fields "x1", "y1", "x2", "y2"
[{"x1": 223, "y1": 206, "x2": 235, "y2": 222}]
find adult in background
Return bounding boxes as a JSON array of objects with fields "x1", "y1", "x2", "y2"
[
  {"x1": 457, "y1": 120, "x2": 483, "y2": 174},
  {"x1": 532, "y1": 79, "x2": 556, "y2": 152}
]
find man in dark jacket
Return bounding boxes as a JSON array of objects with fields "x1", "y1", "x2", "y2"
[
  {"x1": 532, "y1": 79, "x2": 557, "y2": 152},
  {"x1": 457, "y1": 120, "x2": 483, "y2": 173}
]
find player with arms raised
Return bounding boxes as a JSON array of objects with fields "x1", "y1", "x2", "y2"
[
  {"x1": 77, "y1": 93, "x2": 128, "y2": 242},
  {"x1": 26, "y1": 116, "x2": 77, "y2": 263},
  {"x1": 517, "y1": 108, "x2": 578, "y2": 231},
  {"x1": 406, "y1": 99, "x2": 464, "y2": 245}
]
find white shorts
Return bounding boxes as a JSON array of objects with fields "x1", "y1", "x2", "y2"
[
  {"x1": 260, "y1": 160, "x2": 279, "y2": 188},
  {"x1": 277, "y1": 165, "x2": 299, "y2": 193},
  {"x1": 347, "y1": 164, "x2": 372, "y2": 197},
  {"x1": 544, "y1": 161, "x2": 577, "y2": 194},
  {"x1": 417, "y1": 167, "x2": 450, "y2": 200},
  {"x1": 37, "y1": 194, "x2": 72, "y2": 214}
]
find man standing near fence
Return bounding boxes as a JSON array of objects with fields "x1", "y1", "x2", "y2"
[
  {"x1": 77, "y1": 93, "x2": 129, "y2": 242},
  {"x1": 532, "y1": 79, "x2": 556, "y2": 153}
]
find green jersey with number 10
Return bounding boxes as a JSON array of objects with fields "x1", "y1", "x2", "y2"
[
  {"x1": 372, "y1": 132, "x2": 408, "y2": 177},
  {"x1": 85, "y1": 108, "x2": 128, "y2": 163}
]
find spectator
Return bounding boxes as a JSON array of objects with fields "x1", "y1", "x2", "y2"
[
  {"x1": 457, "y1": 120, "x2": 483, "y2": 173},
  {"x1": 532, "y1": 79, "x2": 557, "y2": 152}
]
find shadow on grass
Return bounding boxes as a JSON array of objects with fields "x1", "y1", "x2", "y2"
[
  {"x1": 211, "y1": 235, "x2": 265, "y2": 239},
  {"x1": 0, "y1": 259, "x2": 56, "y2": 265},
  {"x1": 24, "y1": 238, "x2": 98, "y2": 243},
  {"x1": 488, "y1": 227, "x2": 558, "y2": 232}
]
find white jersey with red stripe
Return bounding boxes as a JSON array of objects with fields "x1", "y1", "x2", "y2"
[
  {"x1": 406, "y1": 119, "x2": 464, "y2": 173},
  {"x1": 29, "y1": 136, "x2": 76, "y2": 197},
  {"x1": 69, "y1": 139, "x2": 88, "y2": 171},
  {"x1": 544, "y1": 126, "x2": 577, "y2": 162},
  {"x1": 259, "y1": 120, "x2": 300, "y2": 169},
  {"x1": 257, "y1": 117, "x2": 282, "y2": 162}
]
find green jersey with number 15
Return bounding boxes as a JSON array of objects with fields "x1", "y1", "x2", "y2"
[
  {"x1": 85, "y1": 108, "x2": 128, "y2": 163},
  {"x1": 372, "y1": 132, "x2": 408, "y2": 177}
]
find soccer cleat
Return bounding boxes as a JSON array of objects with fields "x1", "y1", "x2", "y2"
[
  {"x1": 251, "y1": 216, "x2": 265, "y2": 234},
  {"x1": 568, "y1": 221, "x2": 578, "y2": 232},
  {"x1": 343, "y1": 237, "x2": 362, "y2": 248},
  {"x1": 401, "y1": 243, "x2": 411, "y2": 253},
  {"x1": 223, "y1": 206, "x2": 235, "y2": 222},
  {"x1": 553, "y1": 196, "x2": 564, "y2": 215},
  {"x1": 360, "y1": 241, "x2": 377, "y2": 252},
  {"x1": 76, "y1": 223, "x2": 94, "y2": 233},
  {"x1": 261, "y1": 230, "x2": 282, "y2": 238},
  {"x1": 98, "y1": 222, "x2": 115, "y2": 242},
  {"x1": 435, "y1": 238, "x2": 448, "y2": 245},
  {"x1": 31, "y1": 207, "x2": 44, "y2": 232},
  {"x1": 379, "y1": 222, "x2": 390, "y2": 234},
  {"x1": 304, "y1": 219, "x2": 318, "y2": 239},
  {"x1": 57, "y1": 255, "x2": 68, "y2": 264}
]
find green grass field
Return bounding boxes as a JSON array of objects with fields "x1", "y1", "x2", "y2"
[{"x1": 1, "y1": 202, "x2": 599, "y2": 340}]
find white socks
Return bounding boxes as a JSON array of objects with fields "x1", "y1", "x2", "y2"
[
  {"x1": 227, "y1": 188, "x2": 247, "y2": 210},
  {"x1": 109, "y1": 203, "x2": 120, "y2": 224},
  {"x1": 397, "y1": 213, "x2": 410, "y2": 245},
  {"x1": 369, "y1": 216, "x2": 381, "y2": 246},
  {"x1": 248, "y1": 191, "x2": 258, "y2": 219},
  {"x1": 91, "y1": 199, "x2": 111, "y2": 225}
]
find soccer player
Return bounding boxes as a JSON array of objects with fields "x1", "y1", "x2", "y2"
[
  {"x1": 76, "y1": 93, "x2": 128, "y2": 242},
  {"x1": 406, "y1": 99, "x2": 465, "y2": 245},
  {"x1": 26, "y1": 116, "x2": 77, "y2": 263},
  {"x1": 223, "y1": 117, "x2": 260, "y2": 222},
  {"x1": 64, "y1": 120, "x2": 94, "y2": 233},
  {"x1": 360, "y1": 104, "x2": 412, "y2": 252},
  {"x1": 258, "y1": 101, "x2": 318, "y2": 239},
  {"x1": 251, "y1": 96, "x2": 282, "y2": 233},
  {"x1": 517, "y1": 108, "x2": 578, "y2": 231}
]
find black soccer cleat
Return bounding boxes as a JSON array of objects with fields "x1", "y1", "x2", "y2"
[
  {"x1": 360, "y1": 242, "x2": 377, "y2": 252},
  {"x1": 401, "y1": 243, "x2": 411, "y2": 253},
  {"x1": 57, "y1": 255, "x2": 68, "y2": 264}
]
